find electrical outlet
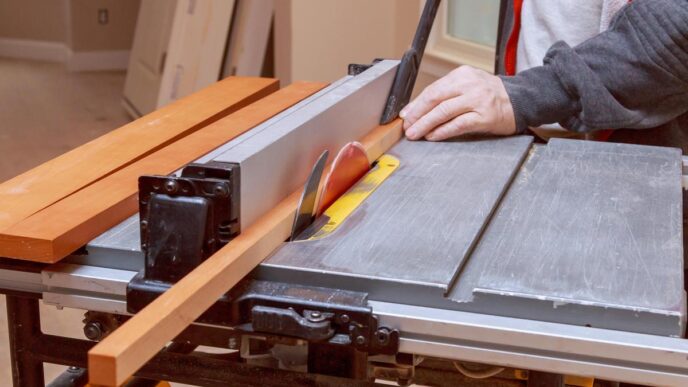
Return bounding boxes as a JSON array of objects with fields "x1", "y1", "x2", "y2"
[{"x1": 98, "y1": 8, "x2": 109, "y2": 25}]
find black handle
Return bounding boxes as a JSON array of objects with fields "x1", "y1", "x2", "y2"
[{"x1": 380, "y1": 0, "x2": 441, "y2": 124}]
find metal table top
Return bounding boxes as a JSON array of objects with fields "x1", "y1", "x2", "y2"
[{"x1": 76, "y1": 136, "x2": 686, "y2": 337}]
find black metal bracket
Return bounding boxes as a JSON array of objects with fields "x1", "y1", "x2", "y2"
[
  {"x1": 139, "y1": 160, "x2": 240, "y2": 282},
  {"x1": 230, "y1": 280, "x2": 400, "y2": 356},
  {"x1": 129, "y1": 276, "x2": 399, "y2": 356},
  {"x1": 128, "y1": 161, "x2": 240, "y2": 311},
  {"x1": 347, "y1": 58, "x2": 384, "y2": 76}
]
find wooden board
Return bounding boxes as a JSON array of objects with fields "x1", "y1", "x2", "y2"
[
  {"x1": 0, "y1": 77, "x2": 277, "y2": 233},
  {"x1": 157, "y1": 0, "x2": 236, "y2": 108},
  {"x1": 122, "y1": 0, "x2": 177, "y2": 116},
  {"x1": 87, "y1": 119, "x2": 403, "y2": 386},
  {"x1": 221, "y1": 0, "x2": 275, "y2": 77},
  {"x1": 0, "y1": 82, "x2": 326, "y2": 263}
]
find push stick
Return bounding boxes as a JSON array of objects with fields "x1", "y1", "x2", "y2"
[
  {"x1": 0, "y1": 82, "x2": 327, "y2": 263},
  {"x1": 0, "y1": 77, "x2": 278, "y2": 232},
  {"x1": 87, "y1": 119, "x2": 403, "y2": 386}
]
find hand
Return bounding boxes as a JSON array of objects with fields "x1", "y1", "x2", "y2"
[{"x1": 400, "y1": 66, "x2": 517, "y2": 141}]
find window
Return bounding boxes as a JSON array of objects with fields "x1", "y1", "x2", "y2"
[
  {"x1": 447, "y1": 0, "x2": 500, "y2": 47},
  {"x1": 426, "y1": 0, "x2": 501, "y2": 72}
]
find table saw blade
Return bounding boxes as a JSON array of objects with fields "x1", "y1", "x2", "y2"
[
  {"x1": 290, "y1": 150, "x2": 329, "y2": 241},
  {"x1": 316, "y1": 142, "x2": 370, "y2": 217}
]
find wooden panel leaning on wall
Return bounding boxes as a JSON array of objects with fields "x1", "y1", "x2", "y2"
[
  {"x1": 0, "y1": 82, "x2": 327, "y2": 263},
  {"x1": 0, "y1": 77, "x2": 279, "y2": 233},
  {"x1": 88, "y1": 119, "x2": 404, "y2": 386}
]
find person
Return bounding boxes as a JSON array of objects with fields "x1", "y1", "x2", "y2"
[{"x1": 400, "y1": 0, "x2": 688, "y2": 151}]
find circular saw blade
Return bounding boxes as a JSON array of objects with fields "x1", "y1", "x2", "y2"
[{"x1": 316, "y1": 141, "x2": 370, "y2": 217}]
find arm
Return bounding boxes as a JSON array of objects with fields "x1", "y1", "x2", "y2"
[
  {"x1": 402, "y1": 0, "x2": 688, "y2": 140},
  {"x1": 505, "y1": 0, "x2": 688, "y2": 133}
]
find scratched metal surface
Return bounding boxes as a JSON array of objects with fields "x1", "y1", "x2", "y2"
[
  {"x1": 449, "y1": 139, "x2": 685, "y2": 336},
  {"x1": 262, "y1": 136, "x2": 533, "y2": 292}
]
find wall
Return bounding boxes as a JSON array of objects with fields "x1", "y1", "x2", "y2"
[
  {"x1": 0, "y1": 0, "x2": 69, "y2": 43},
  {"x1": 274, "y1": 0, "x2": 443, "y2": 97},
  {"x1": 275, "y1": 0, "x2": 418, "y2": 84},
  {"x1": 0, "y1": 0, "x2": 140, "y2": 71},
  {"x1": 69, "y1": 0, "x2": 140, "y2": 52}
]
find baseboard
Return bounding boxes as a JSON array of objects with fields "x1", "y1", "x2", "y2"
[
  {"x1": 67, "y1": 50, "x2": 130, "y2": 72},
  {"x1": 0, "y1": 38, "x2": 130, "y2": 72},
  {"x1": 0, "y1": 38, "x2": 69, "y2": 62}
]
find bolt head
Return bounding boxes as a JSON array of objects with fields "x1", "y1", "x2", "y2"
[
  {"x1": 340, "y1": 314, "x2": 350, "y2": 324},
  {"x1": 213, "y1": 184, "x2": 229, "y2": 197},
  {"x1": 355, "y1": 335, "x2": 366, "y2": 345},
  {"x1": 164, "y1": 180, "x2": 179, "y2": 194},
  {"x1": 84, "y1": 322, "x2": 103, "y2": 341},
  {"x1": 376, "y1": 330, "x2": 390, "y2": 345}
]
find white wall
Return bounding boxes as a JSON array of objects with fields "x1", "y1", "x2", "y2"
[{"x1": 274, "y1": 0, "x2": 418, "y2": 84}]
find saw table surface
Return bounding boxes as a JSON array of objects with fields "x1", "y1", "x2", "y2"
[
  {"x1": 261, "y1": 137, "x2": 686, "y2": 337},
  {"x1": 262, "y1": 136, "x2": 532, "y2": 293},
  {"x1": 73, "y1": 136, "x2": 686, "y2": 337}
]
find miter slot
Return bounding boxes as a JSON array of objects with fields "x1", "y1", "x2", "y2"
[{"x1": 260, "y1": 136, "x2": 533, "y2": 303}]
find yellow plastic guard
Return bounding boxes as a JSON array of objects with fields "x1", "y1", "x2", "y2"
[{"x1": 309, "y1": 154, "x2": 400, "y2": 240}]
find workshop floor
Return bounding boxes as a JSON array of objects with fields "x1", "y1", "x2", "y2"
[
  {"x1": 0, "y1": 57, "x2": 131, "y2": 384},
  {"x1": 0, "y1": 57, "x2": 131, "y2": 182}
]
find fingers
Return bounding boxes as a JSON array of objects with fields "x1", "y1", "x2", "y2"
[
  {"x1": 405, "y1": 96, "x2": 472, "y2": 140},
  {"x1": 400, "y1": 75, "x2": 463, "y2": 131},
  {"x1": 425, "y1": 112, "x2": 482, "y2": 141}
]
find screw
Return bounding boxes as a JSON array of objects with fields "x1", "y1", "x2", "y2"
[
  {"x1": 307, "y1": 311, "x2": 326, "y2": 322},
  {"x1": 376, "y1": 329, "x2": 390, "y2": 346},
  {"x1": 213, "y1": 184, "x2": 229, "y2": 197},
  {"x1": 340, "y1": 314, "x2": 350, "y2": 324},
  {"x1": 84, "y1": 321, "x2": 103, "y2": 341},
  {"x1": 355, "y1": 335, "x2": 366, "y2": 346},
  {"x1": 140, "y1": 220, "x2": 148, "y2": 229},
  {"x1": 164, "y1": 180, "x2": 179, "y2": 194}
]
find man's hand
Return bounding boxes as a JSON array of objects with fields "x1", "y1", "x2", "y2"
[{"x1": 400, "y1": 66, "x2": 517, "y2": 141}]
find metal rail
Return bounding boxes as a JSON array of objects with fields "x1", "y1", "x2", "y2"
[{"x1": 3, "y1": 264, "x2": 688, "y2": 386}]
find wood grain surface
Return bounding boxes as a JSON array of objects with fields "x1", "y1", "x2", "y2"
[
  {"x1": 0, "y1": 77, "x2": 278, "y2": 233},
  {"x1": 0, "y1": 82, "x2": 327, "y2": 262}
]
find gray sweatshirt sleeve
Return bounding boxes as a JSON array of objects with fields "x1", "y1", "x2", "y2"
[{"x1": 500, "y1": 0, "x2": 688, "y2": 134}]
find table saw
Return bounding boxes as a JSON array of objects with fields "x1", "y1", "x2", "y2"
[{"x1": 1, "y1": 55, "x2": 688, "y2": 386}]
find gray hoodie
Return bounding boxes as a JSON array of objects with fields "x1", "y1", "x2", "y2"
[{"x1": 495, "y1": 0, "x2": 688, "y2": 151}]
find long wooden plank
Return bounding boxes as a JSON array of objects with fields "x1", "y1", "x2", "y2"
[
  {"x1": 0, "y1": 82, "x2": 327, "y2": 263},
  {"x1": 87, "y1": 119, "x2": 403, "y2": 386},
  {"x1": 0, "y1": 77, "x2": 278, "y2": 232}
]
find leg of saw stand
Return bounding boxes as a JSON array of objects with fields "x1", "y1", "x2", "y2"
[
  {"x1": 308, "y1": 343, "x2": 368, "y2": 380},
  {"x1": 6, "y1": 294, "x2": 45, "y2": 386},
  {"x1": 527, "y1": 371, "x2": 564, "y2": 387}
]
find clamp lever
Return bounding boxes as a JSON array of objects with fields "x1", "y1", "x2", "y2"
[{"x1": 380, "y1": 0, "x2": 441, "y2": 124}]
